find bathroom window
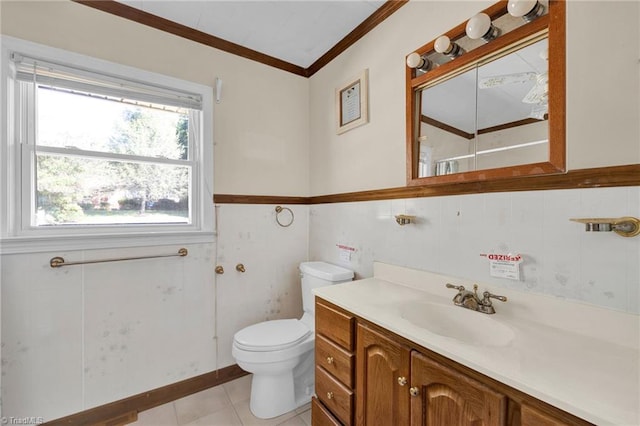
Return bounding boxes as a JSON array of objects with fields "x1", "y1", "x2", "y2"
[{"x1": 1, "y1": 37, "x2": 214, "y2": 250}]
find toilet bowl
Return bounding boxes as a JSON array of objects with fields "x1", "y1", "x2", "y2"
[{"x1": 232, "y1": 261, "x2": 353, "y2": 419}]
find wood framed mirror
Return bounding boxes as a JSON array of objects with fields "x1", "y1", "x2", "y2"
[{"x1": 406, "y1": 0, "x2": 565, "y2": 186}]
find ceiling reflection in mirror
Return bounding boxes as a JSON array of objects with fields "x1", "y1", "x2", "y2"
[{"x1": 417, "y1": 37, "x2": 549, "y2": 178}]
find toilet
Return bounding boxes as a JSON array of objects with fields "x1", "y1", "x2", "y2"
[{"x1": 232, "y1": 261, "x2": 354, "y2": 419}]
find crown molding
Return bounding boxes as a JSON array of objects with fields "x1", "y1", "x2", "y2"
[{"x1": 72, "y1": 0, "x2": 408, "y2": 78}]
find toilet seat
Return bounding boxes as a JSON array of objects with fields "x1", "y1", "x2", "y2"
[{"x1": 234, "y1": 319, "x2": 311, "y2": 352}]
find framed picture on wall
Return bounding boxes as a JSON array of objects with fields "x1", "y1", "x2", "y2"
[{"x1": 336, "y1": 69, "x2": 369, "y2": 134}]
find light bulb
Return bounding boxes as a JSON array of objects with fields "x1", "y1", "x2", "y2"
[
  {"x1": 466, "y1": 13, "x2": 491, "y2": 39},
  {"x1": 465, "y1": 13, "x2": 499, "y2": 42},
  {"x1": 507, "y1": 0, "x2": 544, "y2": 21},
  {"x1": 406, "y1": 52, "x2": 431, "y2": 72},
  {"x1": 434, "y1": 36, "x2": 452, "y2": 54},
  {"x1": 434, "y1": 35, "x2": 464, "y2": 58},
  {"x1": 406, "y1": 52, "x2": 423, "y2": 68}
]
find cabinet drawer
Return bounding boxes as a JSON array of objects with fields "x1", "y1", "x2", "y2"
[
  {"x1": 520, "y1": 403, "x2": 590, "y2": 426},
  {"x1": 316, "y1": 365, "x2": 353, "y2": 426},
  {"x1": 311, "y1": 396, "x2": 342, "y2": 426},
  {"x1": 316, "y1": 299, "x2": 354, "y2": 351},
  {"x1": 316, "y1": 334, "x2": 354, "y2": 388}
]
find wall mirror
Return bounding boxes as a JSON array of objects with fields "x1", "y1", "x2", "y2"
[{"x1": 406, "y1": 0, "x2": 565, "y2": 186}]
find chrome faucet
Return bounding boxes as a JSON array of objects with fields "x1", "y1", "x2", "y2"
[
  {"x1": 445, "y1": 283, "x2": 507, "y2": 314},
  {"x1": 446, "y1": 283, "x2": 480, "y2": 310}
]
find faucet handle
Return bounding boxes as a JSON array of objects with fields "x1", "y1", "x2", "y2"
[
  {"x1": 478, "y1": 291, "x2": 507, "y2": 314},
  {"x1": 446, "y1": 283, "x2": 467, "y2": 306},
  {"x1": 482, "y1": 291, "x2": 508, "y2": 303},
  {"x1": 446, "y1": 283, "x2": 465, "y2": 291}
]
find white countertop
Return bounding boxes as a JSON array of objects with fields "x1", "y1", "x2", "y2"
[{"x1": 313, "y1": 263, "x2": 640, "y2": 426}]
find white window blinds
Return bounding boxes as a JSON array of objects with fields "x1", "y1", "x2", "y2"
[{"x1": 11, "y1": 52, "x2": 203, "y2": 112}]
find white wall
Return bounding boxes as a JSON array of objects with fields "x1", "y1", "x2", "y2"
[
  {"x1": 310, "y1": 1, "x2": 491, "y2": 196},
  {"x1": 306, "y1": 0, "x2": 640, "y2": 318},
  {"x1": 310, "y1": 186, "x2": 640, "y2": 314},
  {"x1": 0, "y1": 0, "x2": 639, "y2": 421},
  {"x1": 309, "y1": 1, "x2": 640, "y2": 195},
  {"x1": 0, "y1": 0, "x2": 310, "y2": 197},
  {"x1": 0, "y1": 1, "x2": 311, "y2": 421},
  {"x1": 1, "y1": 209, "x2": 309, "y2": 421},
  {"x1": 215, "y1": 204, "x2": 309, "y2": 368},
  {"x1": 565, "y1": 1, "x2": 640, "y2": 170},
  {"x1": 1, "y1": 244, "x2": 216, "y2": 419}
]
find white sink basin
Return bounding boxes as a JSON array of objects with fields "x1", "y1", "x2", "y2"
[{"x1": 400, "y1": 301, "x2": 514, "y2": 346}]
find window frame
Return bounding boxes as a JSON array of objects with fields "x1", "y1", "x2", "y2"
[{"x1": 1, "y1": 36, "x2": 215, "y2": 254}]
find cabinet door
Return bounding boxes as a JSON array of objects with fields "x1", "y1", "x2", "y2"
[
  {"x1": 410, "y1": 351, "x2": 507, "y2": 426},
  {"x1": 521, "y1": 403, "x2": 586, "y2": 426},
  {"x1": 356, "y1": 323, "x2": 411, "y2": 425}
]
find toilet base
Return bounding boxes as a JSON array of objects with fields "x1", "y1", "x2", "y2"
[
  {"x1": 249, "y1": 372, "x2": 296, "y2": 419},
  {"x1": 247, "y1": 349, "x2": 315, "y2": 419}
]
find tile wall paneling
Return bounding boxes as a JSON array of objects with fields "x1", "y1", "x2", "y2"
[
  {"x1": 214, "y1": 204, "x2": 309, "y2": 367},
  {"x1": 1, "y1": 251, "x2": 84, "y2": 420},
  {"x1": 309, "y1": 187, "x2": 640, "y2": 314},
  {"x1": 2, "y1": 188, "x2": 637, "y2": 421},
  {"x1": 1, "y1": 243, "x2": 216, "y2": 420},
  {"x1": 82, "y1": 244, "x2": 217, "y2": 408}
]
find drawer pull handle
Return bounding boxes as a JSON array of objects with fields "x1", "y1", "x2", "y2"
[
  {"x1": 409, "y1": 386, "x2": 420, "y2": 397},
  {"x1": 327, "y1": 391, "x2": 334, "y2": 400},
  {"x1": 326, "y1": 356, "x2": 334, "y2": 365},
  {"x1": 397, "y1": 376, "x2": 407, "y2": 386}
]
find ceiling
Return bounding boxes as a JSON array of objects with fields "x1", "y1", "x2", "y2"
[
  {"x1": 115, "y1": 0, "x2": 387, "y2": 69},
  {"x1": 91, "y1": 1, "x2": 547, "y2": 132}
]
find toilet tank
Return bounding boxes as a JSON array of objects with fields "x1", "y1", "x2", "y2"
[{"x1": 299, "y1": 261, "x2": 354, "y2": 315}]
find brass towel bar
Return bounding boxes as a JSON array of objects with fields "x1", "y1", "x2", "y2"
[{"x1": 50, "y1": 248, "x2": 188, "y2": 268}]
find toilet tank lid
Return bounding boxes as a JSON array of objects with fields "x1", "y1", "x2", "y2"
[{"x1": 300, "y1": 261, "x2": 353, "y2": 281}]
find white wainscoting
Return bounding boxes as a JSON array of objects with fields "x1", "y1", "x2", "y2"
[{"x1": 309, "y1": 186, "x2": 640, "y2": 314}]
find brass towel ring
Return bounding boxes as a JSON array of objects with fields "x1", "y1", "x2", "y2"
[{"x1": 275, "y1": 206, "x2": 294, "y2": 227}]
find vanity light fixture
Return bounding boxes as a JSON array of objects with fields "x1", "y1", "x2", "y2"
[
  {"x1": 507, "y1": 0, "x2": 545, "y2": 22},
  {"x1": 570, "y1": 217, "x2": 640, "y2": 238},
  {"x1": 406, "y1": 52, "x2": 432, "y2": 72},
  {"x1": 434, "y1": 35, "x2": 464, "y2": 59},
  {"x1": 465, "y1": 13, "x2": 500, "y2": 42}
]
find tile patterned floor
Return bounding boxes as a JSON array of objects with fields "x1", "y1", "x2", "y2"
[{"x1": 130, "y1": 374, "x2": 312, "y2": 426}]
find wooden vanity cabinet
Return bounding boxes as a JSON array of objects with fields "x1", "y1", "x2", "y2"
[
  {"x1": 356, "y1": 322, "x2": 506, "y2": 426},
  {"x1": 314, "y1": 299, "x2": 356, "y2": 426},
  {"x1": 314, "y1": 297, "x2": 591, "y2": 426}
]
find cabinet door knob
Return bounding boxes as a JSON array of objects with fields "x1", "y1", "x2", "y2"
[
  {"x1": 326, "y1": 356, "x2": 334, "y2": 365},
  {"x1": 397, "y1": 376, "x2": 407, "y2": 386},
  {"x1": 327, "y1": 391, "x2": 334, "y2": 400},
  {"x1": 409, "y1": 386, "x2": 420, "y2": 397}
]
